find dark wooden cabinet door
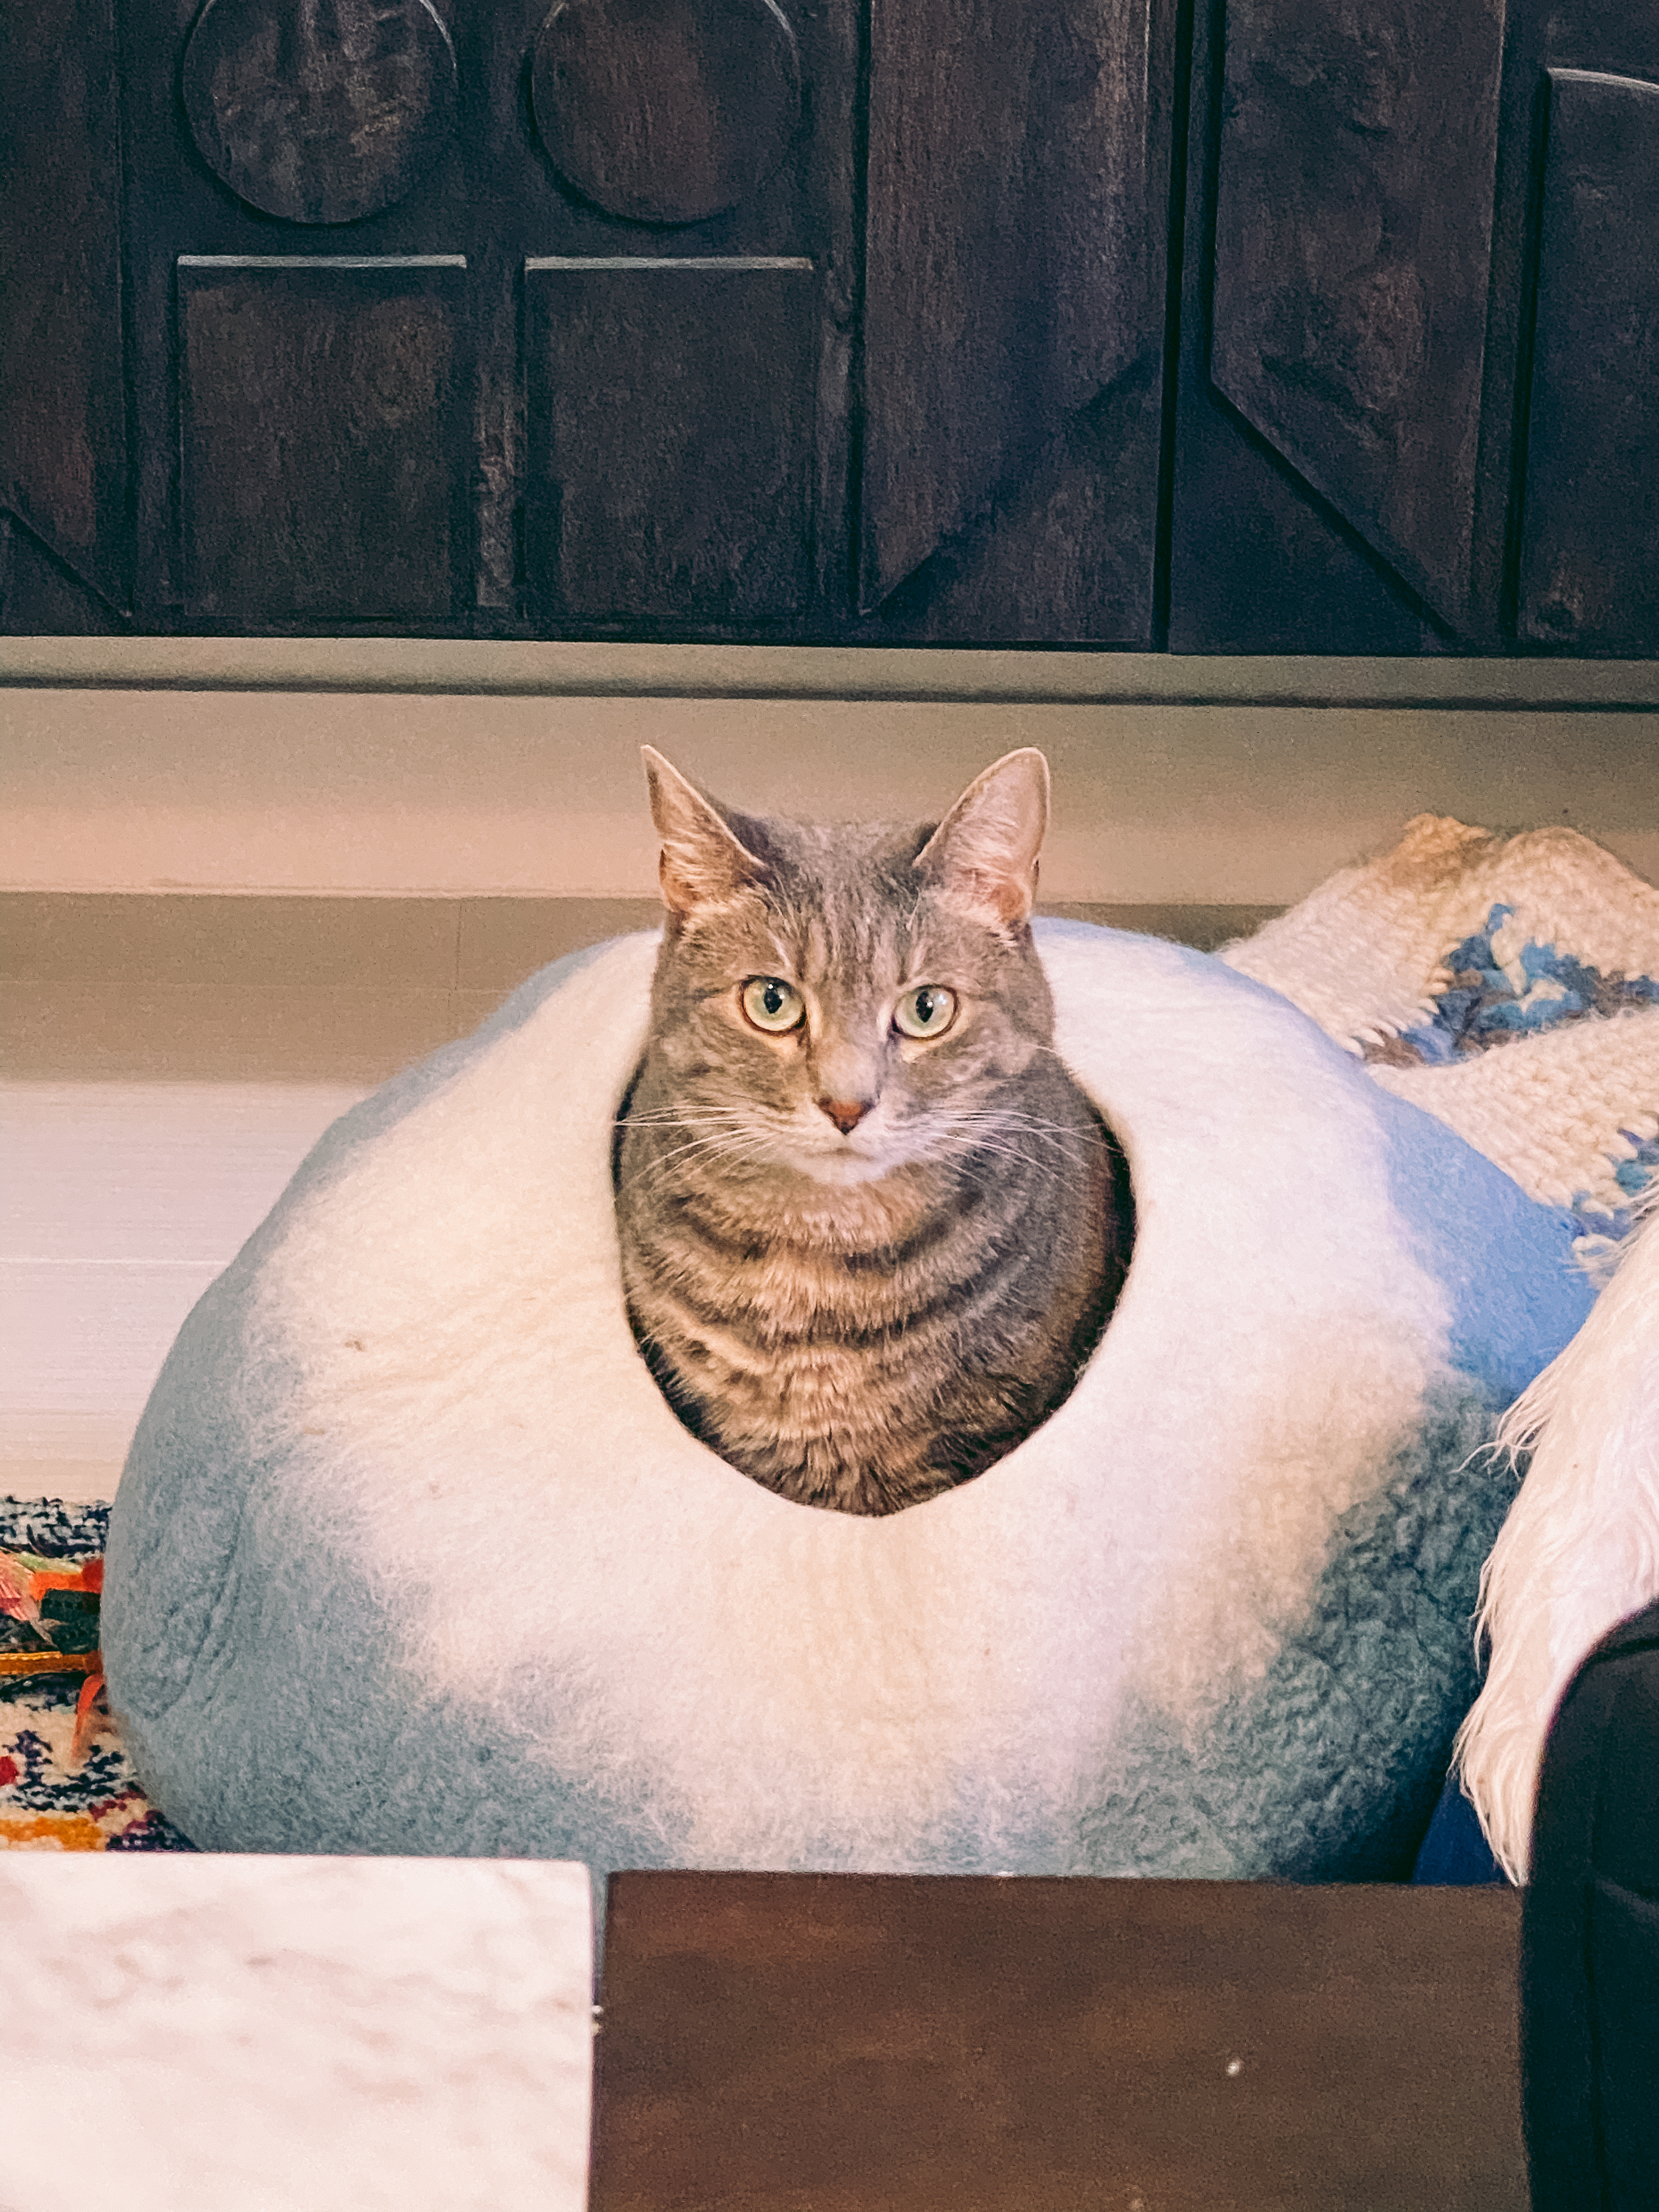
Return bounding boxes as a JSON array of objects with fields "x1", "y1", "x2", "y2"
[
  {"x1": 0, "y1": 0, "x2": 131, "y2": 633},
  {"x1": 1, "y1": 0, "x2": 1172, "y2": 641},
  {"x1": 114, "y1": 0, "x2": 481, "y2": 633},
  {"x1": 500, "y1": 0, "x2": 850, "y2": 638},
  {"x1": 854, "y1": 0, "x2": 1175, "y2": 643},
  {"x1": 1516, "y1": 63, "x2": 1659, "y2": 653},
  {"x1": 4, "y1": 0, "x2": 1657, "y2": 649},
  {"x1": 1170, "y1": 0, "x2": 1659, "y2": 654}
]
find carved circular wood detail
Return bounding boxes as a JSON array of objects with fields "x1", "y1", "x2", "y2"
[
  {"x1": 532, "y1": 0, "x2": 800, "y2": 226},
  {"x1": 182, "y1": 0, "x2": 458, "y2": 226}
]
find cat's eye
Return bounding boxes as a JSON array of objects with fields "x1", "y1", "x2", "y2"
[
  {"x1": 740, "y1": 976, "x2": 806, "y2": 1033},
  {"x1": 893, "y1": 985, "x2": 958, "y2": 1040}
]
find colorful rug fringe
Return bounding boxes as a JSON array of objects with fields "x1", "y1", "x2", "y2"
[{"x1": 1, "y1": 1498, "x2": 196, "y2": 1852}]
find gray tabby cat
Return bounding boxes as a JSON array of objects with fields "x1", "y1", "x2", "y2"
[{"x1": 612, "y1": 746, "x2": 1133, "y2": 1515}]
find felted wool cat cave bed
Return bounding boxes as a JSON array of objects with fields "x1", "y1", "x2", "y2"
[{"x1": 103, "y1": 913, "x2": 1595, "y2": 1885}]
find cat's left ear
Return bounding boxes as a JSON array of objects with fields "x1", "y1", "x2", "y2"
[
  {"x1": 915, "y1": 749, "x2": 1049, "y2": 927},
  {"x1": 640, "y1": 746, "x2": 769, "y2": 917}
]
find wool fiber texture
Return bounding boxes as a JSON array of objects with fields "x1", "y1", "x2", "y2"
[{"x1": 102, "y1": 923, "x2": 1592, "y2": 1887}]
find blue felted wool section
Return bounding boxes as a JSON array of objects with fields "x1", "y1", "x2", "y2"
[{"x1": 103, "y1": 923, "x2": 1594, "y2": 1887}]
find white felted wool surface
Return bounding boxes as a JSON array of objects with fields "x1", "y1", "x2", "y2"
[
  {"x1": 1457, "y1": 1193, "x2": 1659, "y2": 1881},
  {"x1": 102, "y1": 923, "x2": 1594, "y2": 1888}
]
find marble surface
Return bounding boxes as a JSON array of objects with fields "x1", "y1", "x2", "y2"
[{"x1": 0, "y1": 1854, "x2": 594, "y2": 2211}]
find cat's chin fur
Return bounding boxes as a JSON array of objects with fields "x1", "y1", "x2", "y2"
[
  {"x1": 774, "y1": 1118, "x2": 936, "y2": 1187},
  {"x1": 724, "y1": 1138, "x2": 948, "y2": 1218},
  {"x1": 786, "y1": 1150, "x2": 898, "y2": 1188}
]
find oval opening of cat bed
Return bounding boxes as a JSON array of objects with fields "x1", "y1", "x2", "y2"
[
  {"x1": 610, "y1": 747, "x2": 1135, "y2": 1513},
  {"x1": 103, "y1": 758, "x2": 1596, "y2": 1893}
]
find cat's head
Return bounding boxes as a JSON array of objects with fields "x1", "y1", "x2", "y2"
[{"x1": 634, "y1": 747, "x2": 1059, "y2": 1186}]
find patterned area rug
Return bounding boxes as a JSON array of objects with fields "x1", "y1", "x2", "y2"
[{"x1": 1, "y1": 1498, "x2": 196, "y2": 1851}]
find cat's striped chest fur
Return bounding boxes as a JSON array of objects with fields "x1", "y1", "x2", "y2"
[{"x1": 612, "y1": 747, "x2": 1132, "y2": 1516}]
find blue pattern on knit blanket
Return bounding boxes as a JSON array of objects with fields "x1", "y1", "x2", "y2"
[
  {"x1": 1397, "y1": 902, "x2": 1659, "y2": 1059},
  {"x1": 1378, "y1": 902, "x2": 1659, "y2": 1242}
]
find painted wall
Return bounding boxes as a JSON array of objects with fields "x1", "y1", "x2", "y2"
[{"x1": 4, "y1": 647, "x2": 1656, "y2": 899}]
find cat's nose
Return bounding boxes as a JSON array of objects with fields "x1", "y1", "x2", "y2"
[{"x1": 817, "y1": 1096, "x2": 873, "y2": 1136}]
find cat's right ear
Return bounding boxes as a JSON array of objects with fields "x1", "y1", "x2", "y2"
[
  {"x1": 915, "y1": 748, "x2": 1050, "y2": 928},
  {"x1": 641, "y1": 747, "x2": 768, "y2": 917}
]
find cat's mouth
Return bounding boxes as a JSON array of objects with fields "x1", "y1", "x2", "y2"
[
  {"x1": 780, "y1": 1110, "x2": 939, "y2": 1186},
  {"x1": 789, "y1": 1146, "x2": 900, "y2": 1187}
]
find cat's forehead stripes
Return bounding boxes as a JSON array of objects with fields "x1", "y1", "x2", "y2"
[
  {"x1": 760, "y1": 921, "x2": 799, "y2": 978},
  {"x1": 732, "y1": 825, "x2": 934, "y2": 995}
]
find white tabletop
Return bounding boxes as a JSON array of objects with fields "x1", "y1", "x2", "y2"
[{"x1": 0, "y1": 1854, "x2": 594, "y2": 2211}]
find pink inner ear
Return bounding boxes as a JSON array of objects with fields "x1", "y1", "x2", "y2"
[
  {"x1": 953, "y1": 866, "x2": 1032, "y2": 926},
  {"x1": 658, "y1": 832, "x2": 759, "y2": 915},
  {"x1": 927, "y1": 823, "x2": 1040, "y2": 923},
  {"x1": 658, "y1": 844, "x2": 705, "y2": 915},
  {"x1": 916, "y1": 752, "x2": 1048, "y2": 926},
  {"x1": 645, "y1": 752, "x2": 767, "y2": 916}
]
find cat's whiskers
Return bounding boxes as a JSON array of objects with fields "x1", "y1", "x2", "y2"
[
  {"x1": 614, "y1": 1106, "x2": 754, "y2": 1131},
  {"x1": 628, "y1": 1096, "x2": 917, "y2": 1191},
  {"x1": 618, "y1": 1114, "x2": 780, "y2": 1184},
  {"x1": 1004, "y1": 1109, "x2": 1090, "y2": 1152},
  {"x1": 642, "y1": 1127, "x2": 768, "y2": 1170},
  {"x1": 928, "y1": 1105, "x2": 1092, "y2": 1177}
]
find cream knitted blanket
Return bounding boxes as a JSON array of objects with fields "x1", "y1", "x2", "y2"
[{"x1": 1227, "y1": 816, "x2": 1659, "y2": 1876}]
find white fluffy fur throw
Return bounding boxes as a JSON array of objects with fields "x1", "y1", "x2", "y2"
[
  {"x1": 1456, "y1": 1194, "x2": 1659, "y2": 1879},
  {"x1": 104, "y1": 919, "x2": 1591, "y2": 1888},
  {"x1": 1229, "y1": 815, "x2": 1659, "y2": 1878}
]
